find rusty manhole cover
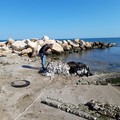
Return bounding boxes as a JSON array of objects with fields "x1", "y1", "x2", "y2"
[{"x1": 11, "y1": 80, "x2": 30, "y2": 88}]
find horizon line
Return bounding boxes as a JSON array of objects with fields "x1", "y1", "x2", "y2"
[{"x1": 0, "y1": 36, "x2": 120, "y2": 41}]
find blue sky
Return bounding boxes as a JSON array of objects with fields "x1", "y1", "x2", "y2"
[{"x1": 0, "y1": 0, "x2": 120, "y2": 39}]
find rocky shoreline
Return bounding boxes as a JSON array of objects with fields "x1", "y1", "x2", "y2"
[
  {"x1": 0, "y1": 36, "x2": 120, "y2": 120},
  {"x1": 0, "y1": 35, "x2": 116, "y2": 57}
]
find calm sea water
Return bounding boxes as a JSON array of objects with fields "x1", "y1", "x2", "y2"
[
  {"x1": 0, "y1": 37, "x2": 120, "y2": 73},
  {"x1": 58, "y1": 37, "x2": 120, "y2": 73}
]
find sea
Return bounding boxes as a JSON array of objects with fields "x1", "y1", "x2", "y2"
[
  {"x1": 57, "y1": 37, "x2": 120, "y2": 73},
  {"x1": 0, "y1": 37, "x2": 120, "y2": 73}
]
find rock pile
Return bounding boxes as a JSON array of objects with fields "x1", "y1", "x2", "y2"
[
  {"x1": 44, "y1": 61, "x2": 92, "y2": 77},
  {"x1": 85, "y1": 100, "x2": 120, "y2": 119},
  {"x1": 0, "y1": 35, "x2": 116, "y2": 57},
  {"x1": 41, "y1": 97, "x2": 120, "y2": 120},
  {"x1": 46, "y1": 61, "x2": 70, "y2": 77},
  {"x1": 67, "y1": 61, "x2": 92, "y2": 77},
  {"x1": 41, "y1": 97, "x2": 97, "y2": 120}
]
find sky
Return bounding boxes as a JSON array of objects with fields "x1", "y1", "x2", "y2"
[{"x1": 0, "y1": 0, "x2": 120, "y2": 40}]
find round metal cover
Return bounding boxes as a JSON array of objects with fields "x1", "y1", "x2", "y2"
[{"x1": 11, "y1": 80, "x2": 30, "y2": 88}]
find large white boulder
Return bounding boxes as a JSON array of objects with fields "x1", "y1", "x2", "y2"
[
  {"x1": 44, "y1": 39, "x2": 56, "y2": 44},
  {"x1": 84, "y1": 42, "x2": 92, "y2": 48},
  {"x1": 0, "y1": 46, "x2": 12, "y2": 56},
  {"x1": 30, "y1": 38, "x2": 39, "y2": 42},
  {"x1": 34, "y1": 44, "x2": 41, "y2": 53},
  {"x1": 67, "y1": 40, "x2": 79, "y2": 48},
  {"x1": 63, "y1": 40, "x2": 68, "y2": 44},
  {"x1": 21, "y1": 48, "x2": 33, "y2": 55},
  {"x1": 6, "y1": 38, "x2": 15, "y2": 44},
  {"x1": 38, "y1": 40, "x2": 45, "y2": 46},
  {"x1": 74, "y1": 38, "x2": 80, "y2": 44},
  {"x1": 0, "y1": 51, "x2": 7, "y2": 57},
  {"x1": 0, "y1": 42, "x2": 6, "y2": 47},
  {"x1": 25, "y1": 39, "x2": 37, "y2": 49},
  {"x1": 52, "y1": 43, "x2": 64, "y2": 53},
  {"x1": 79, "y1": 40, "x2": 86, "y2": 46},
  {"x1": 11, "y1": 41, "x2": 27, "y2": 51},
  {"x1": 41, "y1": 35, "x2": 49, "y2": 41},
  {"x1": 61, "y1": 40, "x2": 72, "y2": 51},
  {"x1": 0, "y1": 46, "x2": 9, "y2": 51},
  {"x1": 56, "y1": 40, "x2": 63, "y2": 45},
  {"x1": 41, "y1": 35, "x2": 56, "y2": 44}
]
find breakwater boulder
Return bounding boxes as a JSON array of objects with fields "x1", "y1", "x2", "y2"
[
  {"x1": 11, "y1": 40, "x2": 27, "y2": 51},
  {"x1": 0, "y1": 35, "x2": 116, "y2": 57}
]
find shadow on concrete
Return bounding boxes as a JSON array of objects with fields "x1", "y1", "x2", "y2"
[{"x1": 22, "y1": 65, "x2": 39, "y2": 70}]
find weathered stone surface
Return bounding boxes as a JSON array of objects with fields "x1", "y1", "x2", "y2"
[
  {"x1": 34, "y1": 44, "x2": 41, "y2": 54},
  {"x1": 41, "y1": 35, "x2": 56, "y2": 44},
  {"x1": 42, "y1": 60, "x2": 92, "y2": 79},
  {"x1": 84, "y1": 42, "x2": 92, "y2": 49},
  {"x1": 56, "y1": 40, "x2": 71, "y2": 51},
  {"x1": 0, "y1": 42, "x2": 6, "y2": 47},
  {"x1": 61, "y1": 41, "x2": 72, "y2": 51},
  {"x1": 6, "y1": 38, "x2": 15, "y2": 44},
  {"x1": 56, "y1": 40, "x2": 63, "y2": 45},
  {"x1": 52, "y1": 43, "x2": 64, "y2": 54},
  {"x1": 67, "y1": 40, "x2": 79, "y2": 48},
  {"x1": 74, "y1": 39, "x2": 80, "y2": 44},
  {"x1": 86, "y1": 100, "x2": 120, "y2": 119},
  {"x1": 44, "y1": 39, "x2": 56, "y2": 44},
  {"x1": 67, "y1": 61, "x2": 92, "y2": 77},
  {"x1": 41, "y1": 35, "x2": 49, "y2": 41},
  {"x1": 0, "y1": 46, "x2": 9, "y2": 51},
  {"x1": 46, "y1": 61, "x2": 70, "y2": 77},
  {"x1": 41, "y1": 98, "x2": 97, "y2": 120},
  {"x1": 11, "y1": 41, "x2": 27, "y2": 51},
  {"x1": 38, "y1": 40, "x2": 45, "y2": 46},
  {"x1": 79, "y1": 40, "x2": 86, "y2": 46},
  {"x1": 20, "y1": 48, "x2": 33, "y2": 55},
  {"x1": 0, "y1": 52, "x2": 7, "y2": 57},
  {"x1": 25, "y1": 39, "x2": 37, "y2": 49},
  {"x1": 30, "y1": 38, "x2": 39, "y2": 42}
]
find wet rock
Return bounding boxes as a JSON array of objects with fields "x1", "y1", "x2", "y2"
[
  {"x1": 67, "y1": 61, "x2": 92, "y2": 77},
  {"x1": 44, "y1": 61, "x2": 92, "y2": 78}
]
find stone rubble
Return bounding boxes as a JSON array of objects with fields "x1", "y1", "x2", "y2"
[
  {"x1": 85, "y1": 100, "x2": 120, "y2": 119},
  {"x1": 41, "y1": 97, "x2": 120, "y2": 120},
  {"x1": 41, "y1": 97, "x2": 97, "y2": 120}
]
